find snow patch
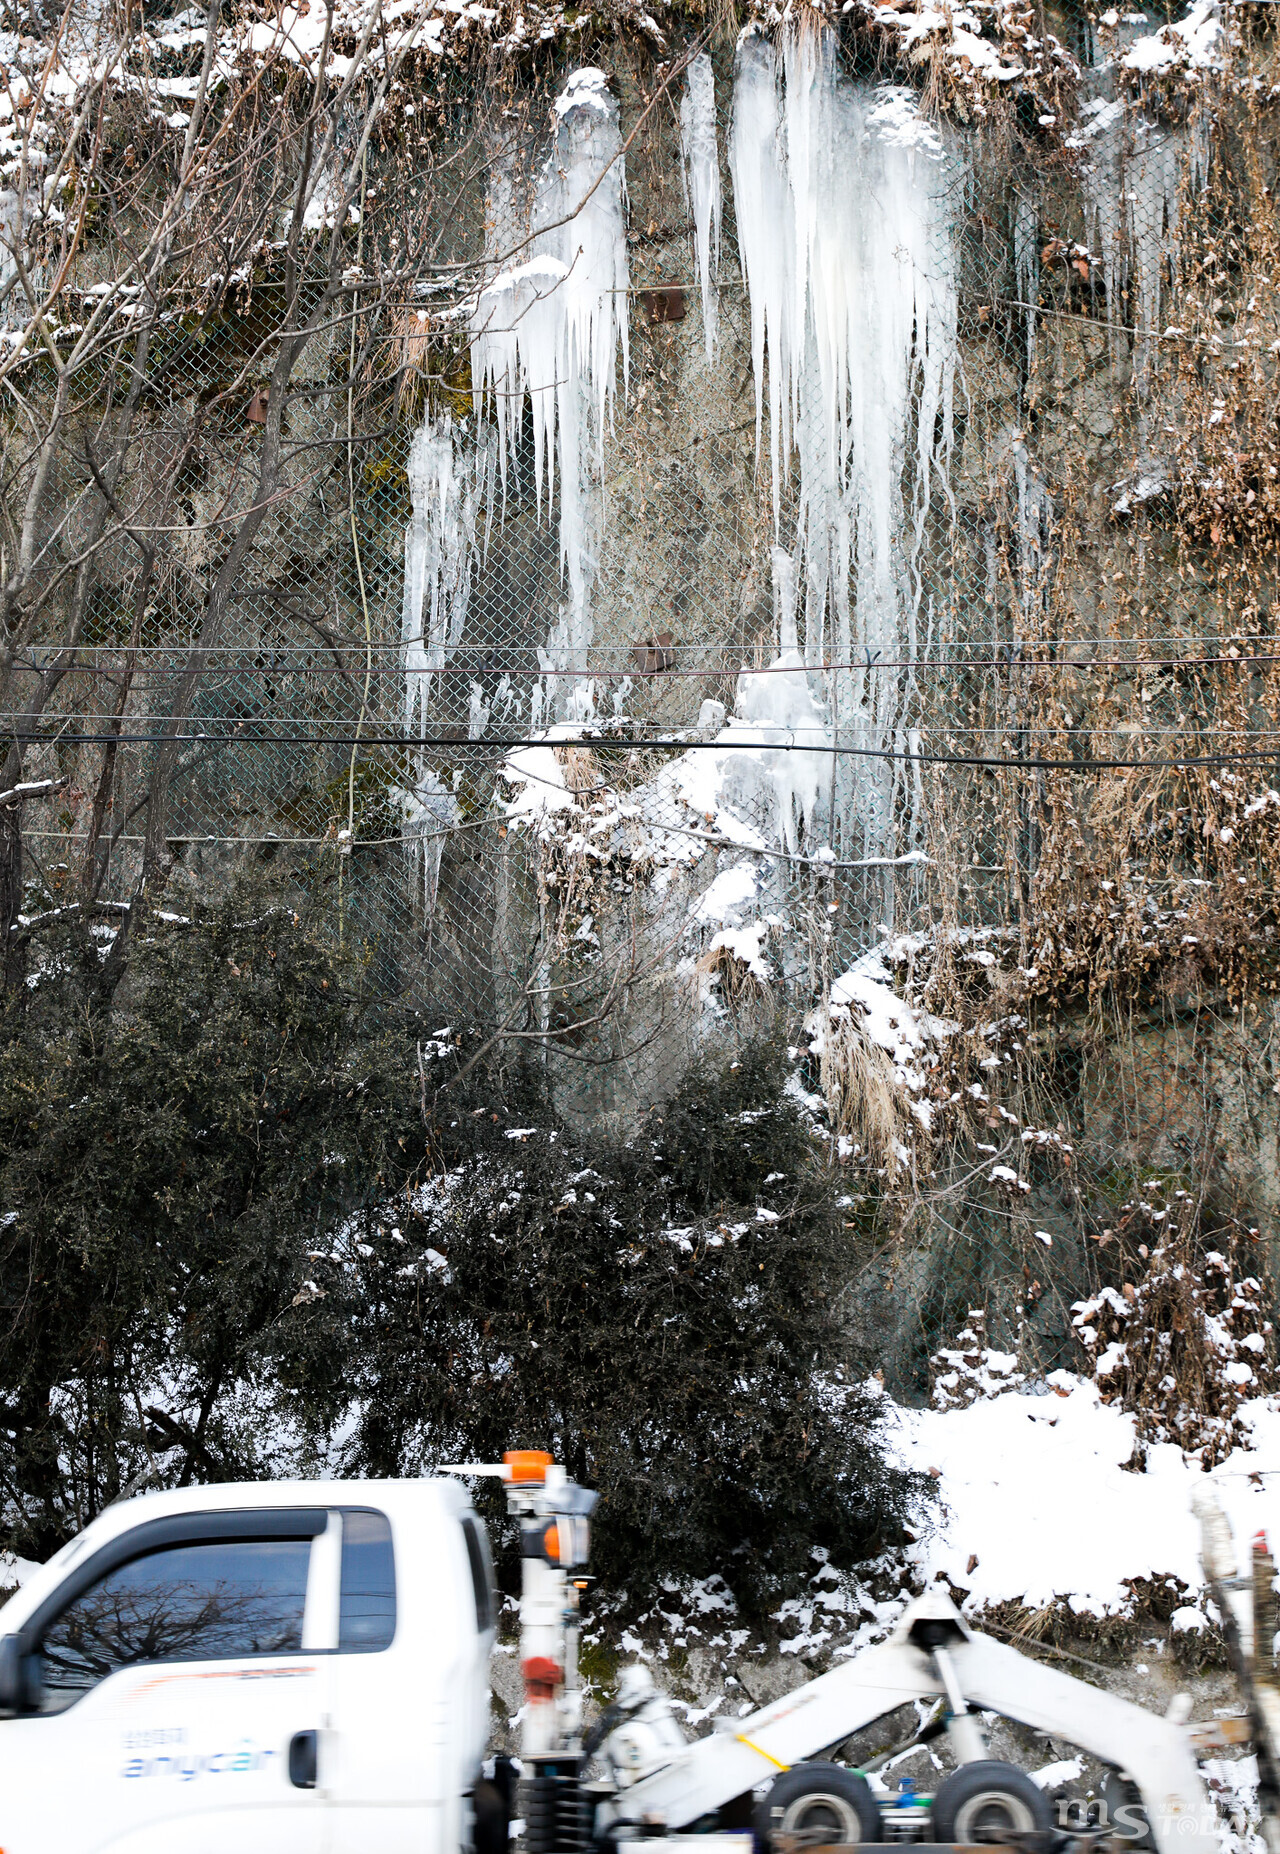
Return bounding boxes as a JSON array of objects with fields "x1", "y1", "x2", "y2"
[
  {"x1": 893, "y1": 1377, "x2": 1280, "y2": 1618},
  {"x1": 708, "y1": 923, "x2": 771, "y2": 982},
  {"x1": 1121, "y1": 0, "x2": 1224, "y2": 76},
  {"x1": 695, "y1": 863, "x2": 759, "y2": 922}
]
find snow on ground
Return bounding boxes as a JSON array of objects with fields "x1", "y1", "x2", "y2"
[{"x1": 890, "y1": 1374, "x2": 1280, "y2": 1618}]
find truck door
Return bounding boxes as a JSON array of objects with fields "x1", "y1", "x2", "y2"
[
  {"x1": 325, "y1": 1506, "x2": 423, "y2": 1854},
  {"x1": 325, "y1": 1503, "x2": 495, "y2": 1854},
  {"x1": 0, "y1": 1508, "x2": 334, "y2": 1854}
]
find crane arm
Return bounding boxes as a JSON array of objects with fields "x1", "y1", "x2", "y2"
[{"x1": 601, "y1": 1612, "x2": 1214, "y2": 1854}]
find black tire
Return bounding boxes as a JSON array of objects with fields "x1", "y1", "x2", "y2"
[
  {"x1": 756, "y1": 1761, "x2": 882, "y2": 1849},
  {"x1": 1100, "y1": 1769, "x2": 1153, "y2": 1848},
  {"x1": 929, "y1": 1759, "x2": 1054, "y2": 1843},
  {"x1": 472, "y1": 1779, "x2": 508, "y2": 1854}
]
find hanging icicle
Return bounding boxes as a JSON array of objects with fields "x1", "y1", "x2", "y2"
[
  {"x1": 680, "y1": 51, "x2": 722, "y2": 364},
  {"x1": 469, "y1": 67, "x2": 630, "y2": 716},
  {"x1": 1126, "y1": 112, "x2": 1209, "y2": 391},
  {"x1": 401, "y1": 412, "x2": 495, "y2": 738},
  {"x1": 1013, "y1": 189, "x2": 1040, "y2": 379},
  {"x1": 402, "y1": 770, "x2": 458, "y2": 919},
  {"x1": 1075, "y1": 41, "x2": 1210, "y2": 396},
  {"x1": 399, "y1": 412, "x2": 493, "y2": 918},
  {"x1": 728, "y1": 26, "x2": 961, "y2": 860},
  {"x1": 726, "y1": 28, "x2": 796, "y2": 525}
]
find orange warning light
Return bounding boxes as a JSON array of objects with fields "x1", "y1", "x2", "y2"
[{"x1": 504, "y1": 1450, "x2": 553, "y2": 1485}]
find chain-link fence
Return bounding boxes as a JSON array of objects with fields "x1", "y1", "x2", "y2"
[{"x1": 5, "y1": 0, "x2": 1275, "y2": 1387}]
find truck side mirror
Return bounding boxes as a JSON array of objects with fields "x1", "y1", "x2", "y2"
[{"x1": 0, "y1": 1634, "x2": 34, "y2": 1714}]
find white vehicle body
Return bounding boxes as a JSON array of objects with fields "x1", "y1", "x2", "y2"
[
  {"x1": 0, "y1": 1478, "x2": 496, "y2": 1854},
  {"x1": 599, "y1": 1600, "x2": 1217, "y2": 1854},
  {"x1": 0, "y1": 1457, "x2": 1230, "y2": 1854}
]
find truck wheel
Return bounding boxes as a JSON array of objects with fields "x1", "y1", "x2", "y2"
[
  {"x1": 473, "y1": 1778, "x2": 508, "y2": 1854},
  {"x1": 756, "y1": 1761, "x2": 881, "y2": 1848},
  {"x1": 1100, "y1": 1768, "x2": 1153, "y2": 1847},
  {"x1": 929, "y1": 1760, "x2": 1053, "y2": 1843}
]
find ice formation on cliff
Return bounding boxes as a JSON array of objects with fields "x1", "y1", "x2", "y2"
[
  {"x1": 469, "y1": 68, "x2": 629, "y2": 716},
  {"x1": 680, "y1": 51, "x2": 722, "y2": 363},
  {"x1": 728, "y1": 27, "x2": 961, "y2": 857},
  {"x1": 402, "y1": 415, "x2": 496, "y2": 738},
  {"x1": 1073, "y1": 12, "x2": 1212, "y2": 393}
]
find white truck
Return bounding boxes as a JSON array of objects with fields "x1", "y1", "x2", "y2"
[
  {"x1": 0, "y1": 1451, "x2": 1227, "y2": 1854},
  {"x1": 0, "y1": 1475, "x2": 496, "y2": 1853}
]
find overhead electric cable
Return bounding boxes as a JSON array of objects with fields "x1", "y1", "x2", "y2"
[{"x1": 7, "y1": 729, "x2": 1280, "y2": 773}]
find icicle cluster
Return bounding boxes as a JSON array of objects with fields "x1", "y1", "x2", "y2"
[
  {"x1": 402, "y1": 414, "x2": 495, "y2": 738},
  {"x1": 680, "y1": 52, "x2": 722, "y2": 363},
  {"x1": 400, "y1": 414, "x2": 494, "y2": 916},
  {"x1": 1012, "y1": 189, "x2": 1039, "y2": 375},
  {"x1": 1074, "y1": 69, "x2": 1210, "y2": 391},
  {"x1": 728, "y1": 27, "x2": 961, "y2": 856},
  {"x1": 470, "y1": 68, "x2": 629, "y2": 712}
]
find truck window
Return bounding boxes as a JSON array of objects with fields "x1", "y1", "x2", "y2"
[
  {"x1": 338, "y1": 1508, "x2": 395, "y2": 1652},
  {"x1": 461, "y1": 1514, "x2": 495, "y2": 1634},
  {"x1": 36, "y1": 1536, "x2": 313, "y2": 1712}
]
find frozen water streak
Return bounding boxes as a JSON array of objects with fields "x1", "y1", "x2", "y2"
[
  {"x1": 402, "y1": 414, "x2": 495, "y2": 738},
  {"x1": 1077, "y1": 86, "x2": 1209, "y2": 390},
  {"x1": 470, "y1": 69, "x2": 629, "y2": 710},
  {"x1": 680, "y1": 51, "x2": 722, "y2": 363},
  {"x1": 728, "y1": 27, "x2": 960, "y2": 854}
]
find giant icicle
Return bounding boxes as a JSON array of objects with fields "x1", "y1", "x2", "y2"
[
  {"x1": 402, "y1": 413, "x2": 495, "y2": 738},
  {"x1": 728, "y1": 27, "x2": 961, "y2": 862},
  {"x1": 680, "y1": 52, "x2": 722, "y2": 363},
  {"x1": 399, "y1": 413, "x2": 495, "y2": 915},
  {"x1": 470, "y1": 69, "x2": 629, "y2": 719}
]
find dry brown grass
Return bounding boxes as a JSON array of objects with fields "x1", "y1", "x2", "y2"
[{"x1": 819, "y1": 1010, "x2": 913, "y2": 1176}]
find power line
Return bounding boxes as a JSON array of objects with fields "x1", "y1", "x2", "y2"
[
  {"x1": 14, "y1": 715, "x2": 1280, "y2": 736},
  {"x1": 8, "y1": 729, "x2": 1280, "y2": 773},
  {"x1": 13, "y1": 647, "x2": 1280, "y2": 674}
]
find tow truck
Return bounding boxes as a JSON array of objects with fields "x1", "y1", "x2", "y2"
[{"x1": 0, "y1": 1450, "x2": 1245, "y2": 1854}]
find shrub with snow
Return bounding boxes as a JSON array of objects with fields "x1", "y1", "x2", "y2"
[
  {"x1": 1072, "y1": 1199, "x2": 1275, "y2": 1465},
  {"x1": 930, "y1": 1308, "x2": 1027, "y2": 1409}
]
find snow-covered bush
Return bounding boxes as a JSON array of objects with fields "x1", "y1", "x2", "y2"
[
  {"x1": 1072, "y1": 1201, "x2": 1275, "y2": 1465},
  {"x1": 929, "y1": 1308, "x2": 1027, "y2": 1409}
]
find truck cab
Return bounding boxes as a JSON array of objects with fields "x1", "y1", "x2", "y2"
[{"x1": 0, "y1": 1477, "x2": 497, "y2": 1854}]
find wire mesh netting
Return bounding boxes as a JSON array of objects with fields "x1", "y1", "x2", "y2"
[{"x1": 4, "y1": 0, "x2": 1276, "y2": 1387}]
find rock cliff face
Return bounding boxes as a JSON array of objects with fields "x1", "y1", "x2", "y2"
[
  {"x1": 6, "y1": 0, "x2": 1280, "y2": 1389},
  {"x1": 410, "y1": 15, "x2": 1280, "y2": 1390}
]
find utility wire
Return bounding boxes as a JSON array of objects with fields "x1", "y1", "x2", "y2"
[
  {"x1": 11, "y1": 717, "x2": 1277, "y2": 736},
  {"x1": 8, "y1": 729, "x2": 1280, "y2": 773},
  {"x1": 16, "y1": 649, "x2": 1280, "y2": 673}
]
